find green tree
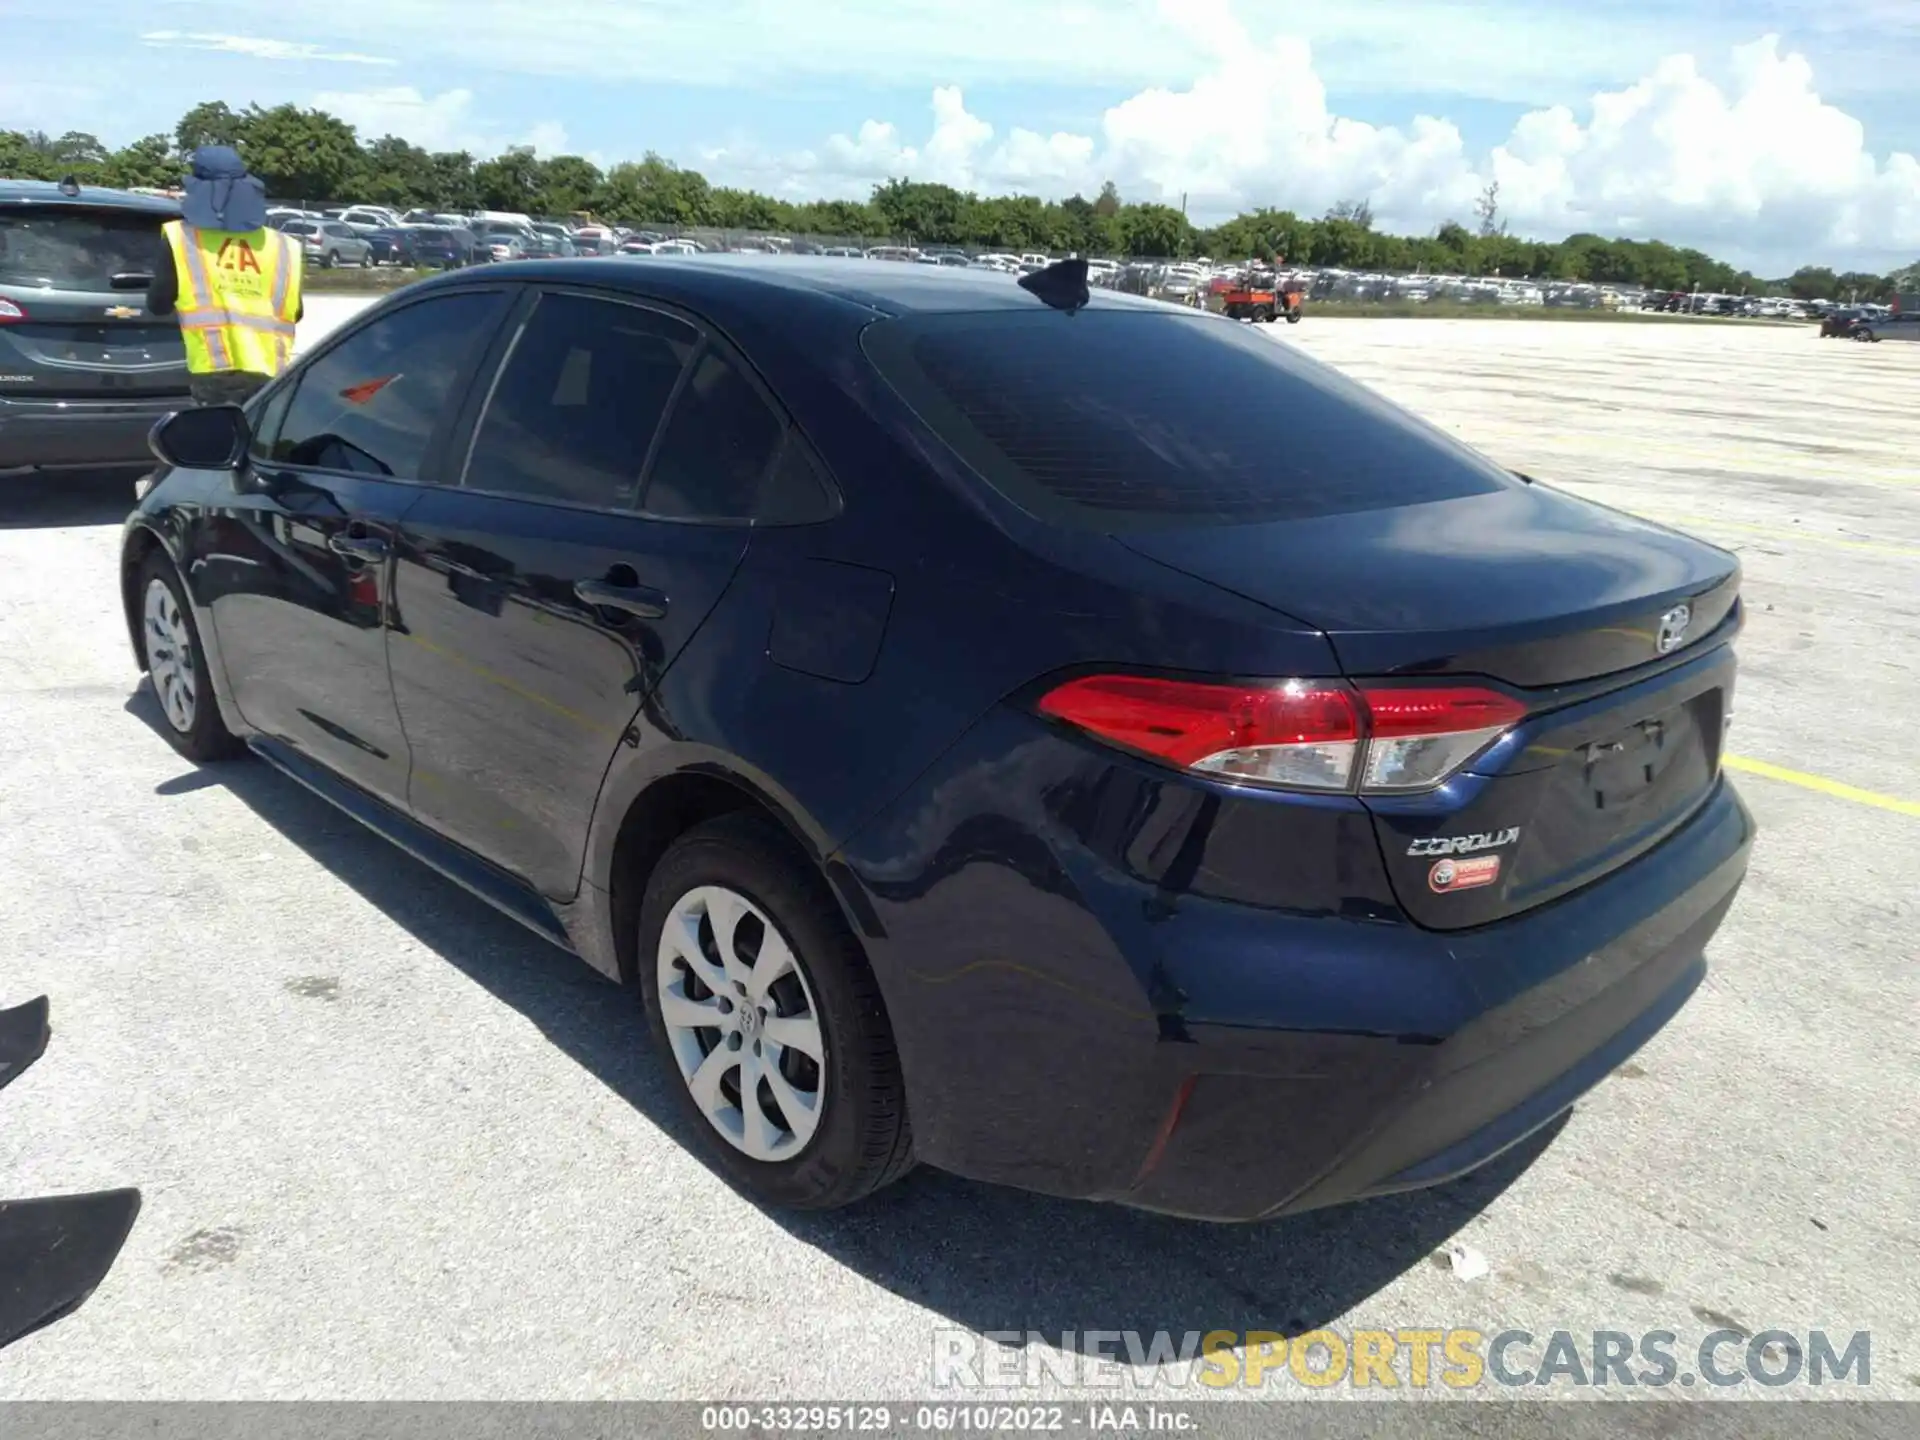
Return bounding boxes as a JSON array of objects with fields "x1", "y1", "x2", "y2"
[
  {"x1": 174, "y1": 101, "x2": 249, "y2": 158},
  {"x1": 1092, "y1": 180, "x2": 1122, "y2": 218},
  {"x1": 47, "y1": 131, "x2": 110, "y2": 174},
  {"x1": 427, "y1": 152, "x2": 479, "y2": 211},
  {"x1": 1313, "y1": 216, "x2": 1378, "y2": 267},
  {"x1": 474, "y1": 145, "x2": 542, "y2": 210},
  {"x1": 868, "y1": 179, "x2": 976, "y2": 244},
  {"x1": 102, "y1": 135, "x2": 178, "y2": 190},
  {"x1": 708, "y1": 186, "x2": 783, "y2": 229},
  {"x1": 0, "y1": 130, "x2": 54, "y2": 180},
  {"x1": 1785, "y1": 266, "x2": 1837, "y2": 300},
  {"x1": 358, "y1": 136, "x2": 436, "y2": 207},
  {"x1": 1118, "y1": 202, "x2": 1190, "y2": 258},
  {"x1": 789, "y1": 198, "x2": 881, "y2": 239},
  {"x1": 596, "y1": 153, "x2": 711, "y2": 225},
  {"x1": 537, "y1": 155, "x2": 604, "y2": 217},
  {"x1": 1434, "y1": 220, "x2": 1475, "y2": 267},
  {"x1": 1834, "y1": 270, "x2": 1893, "y2": 302},
  {"x1": 240, "y1": 104, "x2": 362, "y2": 201}
]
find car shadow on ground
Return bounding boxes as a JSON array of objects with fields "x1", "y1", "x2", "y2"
[
  {"x1": 128, "y1": 684, "x2": 1564, "y2": 1359},
  {"x1": 1, "y1": 470, "x2": 144, "y2": 529}
]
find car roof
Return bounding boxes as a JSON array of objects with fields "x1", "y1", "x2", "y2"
[
  {"x1": 472, "y1": 254, "x2": 1175, "y2": 317},
  {"x1": 0, "y1": 179, "x2": 180, "y2": 216}
]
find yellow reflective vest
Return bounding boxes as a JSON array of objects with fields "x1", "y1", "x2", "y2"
[{"x1": 161, "y1": 220, "x2": 303, "y2": 377}]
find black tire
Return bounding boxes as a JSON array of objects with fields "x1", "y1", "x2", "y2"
[
  {"x1": 135, "y1": 551, "x2": 244, "y2": 763},
  {"x1": 1261, "y1": 305, "x2": 1277, "y2": 323},
  {"x1": 637, "y1": 812, "x2": 913, "y2": 1209},
  {"x1": 1854, "y1": 328, "x2": 1875, "y2": 342},
  {"x1": 360, "y1": 251, "x2": 374, "y2": 268},
  {"x1": 321, "y1": 249, "x2": 337, "y2": 270},
  {"x1": 1286, "y1": 309, "x2": 1302, "y2": 324}
]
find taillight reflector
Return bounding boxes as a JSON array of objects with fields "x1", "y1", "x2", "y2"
[{"x1": 1037, "y1": 674, "x2": 1526, "y2": 795}]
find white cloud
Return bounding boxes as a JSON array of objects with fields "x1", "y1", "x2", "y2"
[
  {"x1": 310, "y1": 86, "x2": 576, "y2": 160},
  {"x1": 111, "y1": 0, "x2": 1916, "y2": 114},
  {"x1": 141, "y1": 31, "x2": 395, "y2": 65},
  {"x1": 729, "y1": 23, "x2": 1920, "y2": 272}
]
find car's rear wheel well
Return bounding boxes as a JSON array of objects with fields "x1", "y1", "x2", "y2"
[
  {"x1": 121, "y1": 526, "x2": 165, "y2": 668},
  {"x1": 609, "y1": 773, "x2": 816, "y2": 987}
]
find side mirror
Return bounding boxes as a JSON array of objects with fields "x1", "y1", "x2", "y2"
[{"x1": 148, "y1": 405, "x2": 251, "y2": 471}]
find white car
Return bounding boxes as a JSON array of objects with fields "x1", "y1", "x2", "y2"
[{"x1": 337, "y1": 207, "x2": 401, "y2": 236}]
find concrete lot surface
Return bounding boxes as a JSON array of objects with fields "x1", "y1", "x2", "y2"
[{"x1": 0, "y1": 303, "x2": 1915, "y2": 1410}]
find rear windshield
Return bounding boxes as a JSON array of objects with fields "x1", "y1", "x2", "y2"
[
  {"x1": 861, "y1": 308, "x2": 1515, "y2": 531},
  {"x1": 0, "y1": 207, "x2": 169, "y2": 292}
]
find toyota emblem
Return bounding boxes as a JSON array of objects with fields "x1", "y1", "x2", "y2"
[{"x1": 1656, "y1": 604, "x2": 1692, "y2": 654}]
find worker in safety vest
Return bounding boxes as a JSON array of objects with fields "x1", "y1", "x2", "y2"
[{"x1": 147, "y1": 146, "x2": 303, "y2": 406}]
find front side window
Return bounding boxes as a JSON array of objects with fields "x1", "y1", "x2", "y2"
[
  {"x1": 270, "y1": 291, "x2": 502, "y2": 478},
  {"x1": 462, "y1": 291, "x2": 698, "y2": 509}
]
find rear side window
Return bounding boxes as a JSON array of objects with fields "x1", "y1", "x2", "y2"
[
  {"x1": 862, "y1": 309, "x2": 1516, "y2": 531},
  {"x1": 0, "y1": 207, "x2": 167, "y2": 292},
  {"x1": 641, "y1": 345, "x2": 786, "y2": 521},
  {"x1": 272, "y1": 291, "x2": 502, "y2": 478},
  {"x1": 462, "y1": 292, "x2": 698, "y2": 510}
]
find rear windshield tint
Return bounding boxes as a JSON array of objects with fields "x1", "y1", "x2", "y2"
[
  {"x1": 861, "y1": 309, "x2": 1516, "y2": 531},
  {"x1": 0, "y1": 207, "x2": 169, "y2": 292}
]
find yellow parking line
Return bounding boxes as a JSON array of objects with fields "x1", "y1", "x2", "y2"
[{"x1": 1724, "y1": 756, "x2": 1920, "y2": 817}]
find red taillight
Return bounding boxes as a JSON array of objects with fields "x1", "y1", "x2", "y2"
[
  {"x1": 1036, "y1": 675, "x2": 1525, "y2": 794},
  {"x1": 1355, "y1": 685, "x2": 1528, "y2": 792},
  {"x1": 1038, "y1": 675, "x2": 1361, "y2": 791},
  {"x1": 0, "y1": 298, "x2": 27, "y2": 324},
  {"x1": 1357, "y1": 685, "x2": 1528, "y2": 737}
]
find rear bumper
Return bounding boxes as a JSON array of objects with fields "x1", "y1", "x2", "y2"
[
  {"x1": 0, "y1": 393, "x2": 186, "y2": 472},
  {"x1": 841, "y1": 708, "x2": 1754, "y2": 1222},
  {"x1": 1122, "y1": 780, "x2": 1752, "y2": 1221}
]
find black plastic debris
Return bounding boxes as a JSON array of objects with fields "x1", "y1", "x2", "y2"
[
  {"x1": 0, "y1": 995, "x2": 50, "y2": 1094},
  {"x1": 0, "y1": 1189, "x2": 144, "y2": 1349},
  {"x1": 1, "y1": 996, "x2": 144, "y2": 1351}
]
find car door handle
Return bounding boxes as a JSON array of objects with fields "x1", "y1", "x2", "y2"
[
  {"x1": 574, "y1": 579, "x2": 669, "y2": 620},
  {"x1": 329, "y1": 533, "x2": 389, "y2": 562}
]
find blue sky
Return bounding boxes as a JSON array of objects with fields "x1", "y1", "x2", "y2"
[{"x1": 4, "y1": 0, "x2": 1917, "y2": 272}]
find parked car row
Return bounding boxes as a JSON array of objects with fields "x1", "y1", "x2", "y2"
[{"x1": 1819, "y1": 302, "x2": 1920, "y2": 343}]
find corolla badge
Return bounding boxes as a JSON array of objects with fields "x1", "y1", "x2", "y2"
[
  {"x1": 1656, "y1": 603, "x2": 1692, "y2": 654},
  {"x1": 1406, "y1": 827, "x2": 1521, "y2": 858}
]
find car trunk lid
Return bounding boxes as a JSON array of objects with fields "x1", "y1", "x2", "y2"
[
  {"x1": 1116, "y1": 486, "x2": 1739, "y2": 687},
  {"x1": 1118, "y1": 486, "x2": 1743, "y2": 929}
]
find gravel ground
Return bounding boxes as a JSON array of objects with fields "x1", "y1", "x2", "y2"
[{"x1": 0, "y1": 302, "x2": 1915, "y2": 1415}]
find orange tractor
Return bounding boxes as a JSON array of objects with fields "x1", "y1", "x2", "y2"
[{"x1": 1221, "y1": 264, "x2": 1305, "y2": 324}]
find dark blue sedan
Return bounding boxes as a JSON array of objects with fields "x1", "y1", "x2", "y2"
[
  {"x1": 369, "y1": 225, "x2": 472, "y2": 269},
  {"x1": 121, "y1": 257, "x2": 1753, "y2": 1219}
]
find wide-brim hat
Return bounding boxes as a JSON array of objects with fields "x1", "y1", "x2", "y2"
[{"x1": 180, "y1": 146, "x2": 268, "y2": 232}]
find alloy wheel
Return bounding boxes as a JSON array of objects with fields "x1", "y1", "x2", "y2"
[
  {"x1": 143, "y1": 578, "x2": 196, "y2": 734},
  {"x1": 656, "y1": 884, "x2": 826, "y2": 1162}
]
